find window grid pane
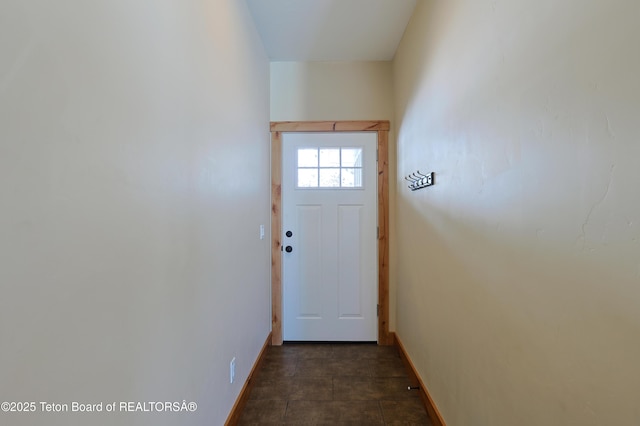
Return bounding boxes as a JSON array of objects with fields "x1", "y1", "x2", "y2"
[
  {"x1": 298, "y1": 168, "x2": 318, "y2": 187},
  {"x1": 297, "y1": 147, "x2": 364, "y2": 189},
  {"x1": 319, "y1": 168, "x2": 340, "y2": 187},
  {"x1": 319, "y1": 149, "x2": 340, "y2": 167},
  {"x1": 341, "y1": 167, "x2": 363, "y2": 187},
  {"x1": 341, "y1": 148, "x2": 362, "y2": 167},
  {"x1": 298, "y1": 149, "x2": 318, "y2": 167}
]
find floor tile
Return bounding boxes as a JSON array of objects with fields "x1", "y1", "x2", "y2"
[
  {"x1": 289, "y1": 376, "x2": 333, "y2": 401},
  {"x1": 284, "y1": 400, "x2": 384, "y2": 425},
  {"x1": 286, "y1": 343, "x2": 334, "y2": 359},
  {"x1": 380, "y1": 399, "x2": 433, "y2": 425},
  {"x1": 330, "y1": 344, "x2": 399, "y2": 360},
  {"x1": 250, "y1": 376, "x2": 333, "y2": 401},
  {"x1": 237, "y1": 399, "x2": 287, "y2": 425},
  {"x1": 297, "y1": 357, "x2": 371, "y2": 377},
  {"x1": 333, "y1": 376, "x2": 418, "y2": 401},
  {"x1": 265, "y1": 344, "x2": 297, "y2": 355},
  {"x1": 256, "y1": 357, "x2": 298, "y2": 380},
  {"x1": 368, "y1": 357, "x2": 408, "y2": 377},
  {"x1": 265, "y1": 345, "x2": 300, "y2": 361},
  {"x1": 249, "y1": 378, "x2": 295, "y2": 400}
]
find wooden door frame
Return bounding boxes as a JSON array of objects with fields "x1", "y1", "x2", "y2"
[{"x1": 270, "y1": 120, "x2": 392, "y2": 345}]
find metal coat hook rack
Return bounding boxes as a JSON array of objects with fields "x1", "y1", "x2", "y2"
[{"x1": 405, "y1": 170, "x2": 434, "y2": 191}]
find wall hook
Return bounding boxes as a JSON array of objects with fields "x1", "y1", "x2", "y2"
[{"x1": 405, "y1": 170, "x2": 434, "y2": 191}]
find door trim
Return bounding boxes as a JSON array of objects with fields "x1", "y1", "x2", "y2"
[{"x1": 270, "y1": 120, "x2": 391, "y2": 345}]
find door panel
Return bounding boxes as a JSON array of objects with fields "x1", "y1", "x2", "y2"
[
  {"x1": 338, "y1": 205, "x2": 363, "y2": 318},
  {"x1": 282, "y1": 132, "x2": 377, "y2": 341},
  {"x1": 296, "y1": 205, "x2": 322, "y2": 318}
]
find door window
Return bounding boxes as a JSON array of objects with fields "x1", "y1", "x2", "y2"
[{"x1": 296, "y1": 147, "x2": 363, "y2": 188}]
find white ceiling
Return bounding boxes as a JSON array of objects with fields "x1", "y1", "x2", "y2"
[{"x1": 245, "y1": 0, "x2": 417, "y2": 61}]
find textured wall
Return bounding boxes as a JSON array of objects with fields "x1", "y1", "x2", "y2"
[
  {"x1": 270, "y1": 61, "x2": 393, "y2": 121},
  {"x1": 0, "y1": 1, "x2": 270, "y2": 425},
  {"x1": 393, "y1": 0, "x2": 640, "y2": 424}
]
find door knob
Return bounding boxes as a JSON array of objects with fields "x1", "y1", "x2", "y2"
[{"x1": 285, "y1": 245, "x2": 293, "y2": 253}]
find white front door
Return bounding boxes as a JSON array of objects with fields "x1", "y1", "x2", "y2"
[{"x1": 282, "y1": 132, "x2": 377, "y2": 341}]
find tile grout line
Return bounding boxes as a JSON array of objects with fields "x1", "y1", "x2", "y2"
[
  {"x1": 377, "y1": 400, "x2": 387, "y2": 426},
  {"x1": 284, "y1": 352, "x2": 296, "y2": 423},
  {"x1": 331, "y1": 376, "x2": 335, "y2": 401},
  {"x1": 283, "y1": 400, "x2": 290, "y2": 423}
]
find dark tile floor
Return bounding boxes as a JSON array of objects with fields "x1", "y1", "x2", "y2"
[{"x1": 238, "y1": 343, "x2": 432, "y2": 425}]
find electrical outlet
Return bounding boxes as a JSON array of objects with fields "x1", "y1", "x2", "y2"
[
  {"x1": 230, "y1": 358, "x2": 235, "y2": 384},
  {"x1": 259, "y1": 224, "x2": 265, "y2": 240}
]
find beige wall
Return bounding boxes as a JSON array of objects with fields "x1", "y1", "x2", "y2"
[
  {"x1": 393, "y1": 0, "x2": 640, "y2": 425},
  {"x1": 271, "y1": 61, "x2": 398, "y2": 331},
  {"x1": 271, "y1": 61, "x2": 393, "y2": 121},
  {"x1": 0, "y1": 1, "x2": 270, "y2": 425}
]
